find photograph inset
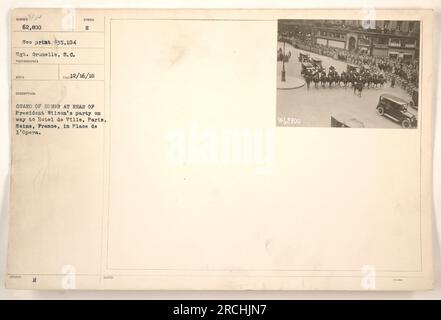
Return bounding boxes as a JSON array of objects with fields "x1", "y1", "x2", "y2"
[{"x1": 276, "y1": 20, "x2": 420, "y2": 128}]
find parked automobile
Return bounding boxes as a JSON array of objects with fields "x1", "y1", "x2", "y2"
[
  {"x1": 301, "y1": 62, "x2": 314, "y2": 76},
  {"x1": 298, "y1": 52, "x2": 310, "y2": 62},
  {"x1": 311, "y1": 57, "x2": 322, "y2": 68},
  {"x1": 346, "y1": 63, "x2": 360, "y2": 73},
  {"x1": 361, "y1": 64, "x2": 370, "y2": 72},
  {"x1": 331, "y1": 113, "x2": 365, "y2": 128},
  {"x1": 376, "y1": 93, "x2": 417, "y2": 128}
]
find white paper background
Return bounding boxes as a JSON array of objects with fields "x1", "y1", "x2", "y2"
[{"x1": 0, "y1": 0, "x2": 440, "y2": 299}]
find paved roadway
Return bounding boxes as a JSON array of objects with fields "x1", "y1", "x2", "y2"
[{"x1": 276, "y1": 42, "x2": 418, "y2": 128}]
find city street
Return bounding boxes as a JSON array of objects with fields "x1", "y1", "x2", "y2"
[{"x1": 276, "y1": 42, "x2": 418, "y2": 128}]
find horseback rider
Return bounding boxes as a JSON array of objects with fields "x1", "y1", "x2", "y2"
[{"x1": 305, "y1": 71, "x2": 312, "y2": 90}]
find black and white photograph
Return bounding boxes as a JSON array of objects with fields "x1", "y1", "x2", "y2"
[{"x1": 276, "y1": 19, "x2": 420, "y2": 128}]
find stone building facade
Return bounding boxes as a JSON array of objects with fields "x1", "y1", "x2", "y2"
[{"x1": 279, "y1": 20, "x2": 420, "y2": 60}]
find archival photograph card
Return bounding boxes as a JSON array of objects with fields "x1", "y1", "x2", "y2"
[{"x1": 6, "y1": 8, "x2": 433, "y2": 290}]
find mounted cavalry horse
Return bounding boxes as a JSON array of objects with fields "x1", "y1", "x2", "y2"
[
  {"x1": 313, "y1": 73, "x2": 320, "y2": 88},
  {"x1": 372, "y1": 74, "x2": 386, "y2": 88},
  {"x1": 327, "y1": 67, "x2": 340, "y2": 88},
  {"x1": 320, "y1": 72, "x2": 327, "y2": 88},
  {"x1": 353, "y1": 79, "x2": 364, "y2": 97},
  {"x1": 303, "y1": 59, "x2": 386, "y2": 93},
  {"x1": 340, "y1": 72, "x2": 349, "y2": 87}
]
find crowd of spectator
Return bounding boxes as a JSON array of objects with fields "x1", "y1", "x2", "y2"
[{"x1": 278, "y1": 31, "x2": 419, "y2": 95}]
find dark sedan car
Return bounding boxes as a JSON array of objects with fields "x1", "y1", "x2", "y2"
[{"x1": 376, "y1": 93, "x2": 417, "y2": 128}]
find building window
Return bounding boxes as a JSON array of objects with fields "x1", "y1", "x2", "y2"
[
  {"x1": 390, "y1": 38, "x2": 401, "y2": 47},
  {"x1": 396, "y1": 21, "x2": 402, "y2": 31},
  {"x1": 403, "y1": 39, "x2": 416, "y2": 48},
  {"x1": 359, "y1": 35, "x2": 370, "y2": 45},
  {"x1": 389, "y1": 52, "x2": 398, "y2": 59},
  {"x1": 409, "y1": 22, "x2": 414, "y2": 32},
  {"x1": 378, "y1": 37, "x2": 388, "y2": 45}
]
